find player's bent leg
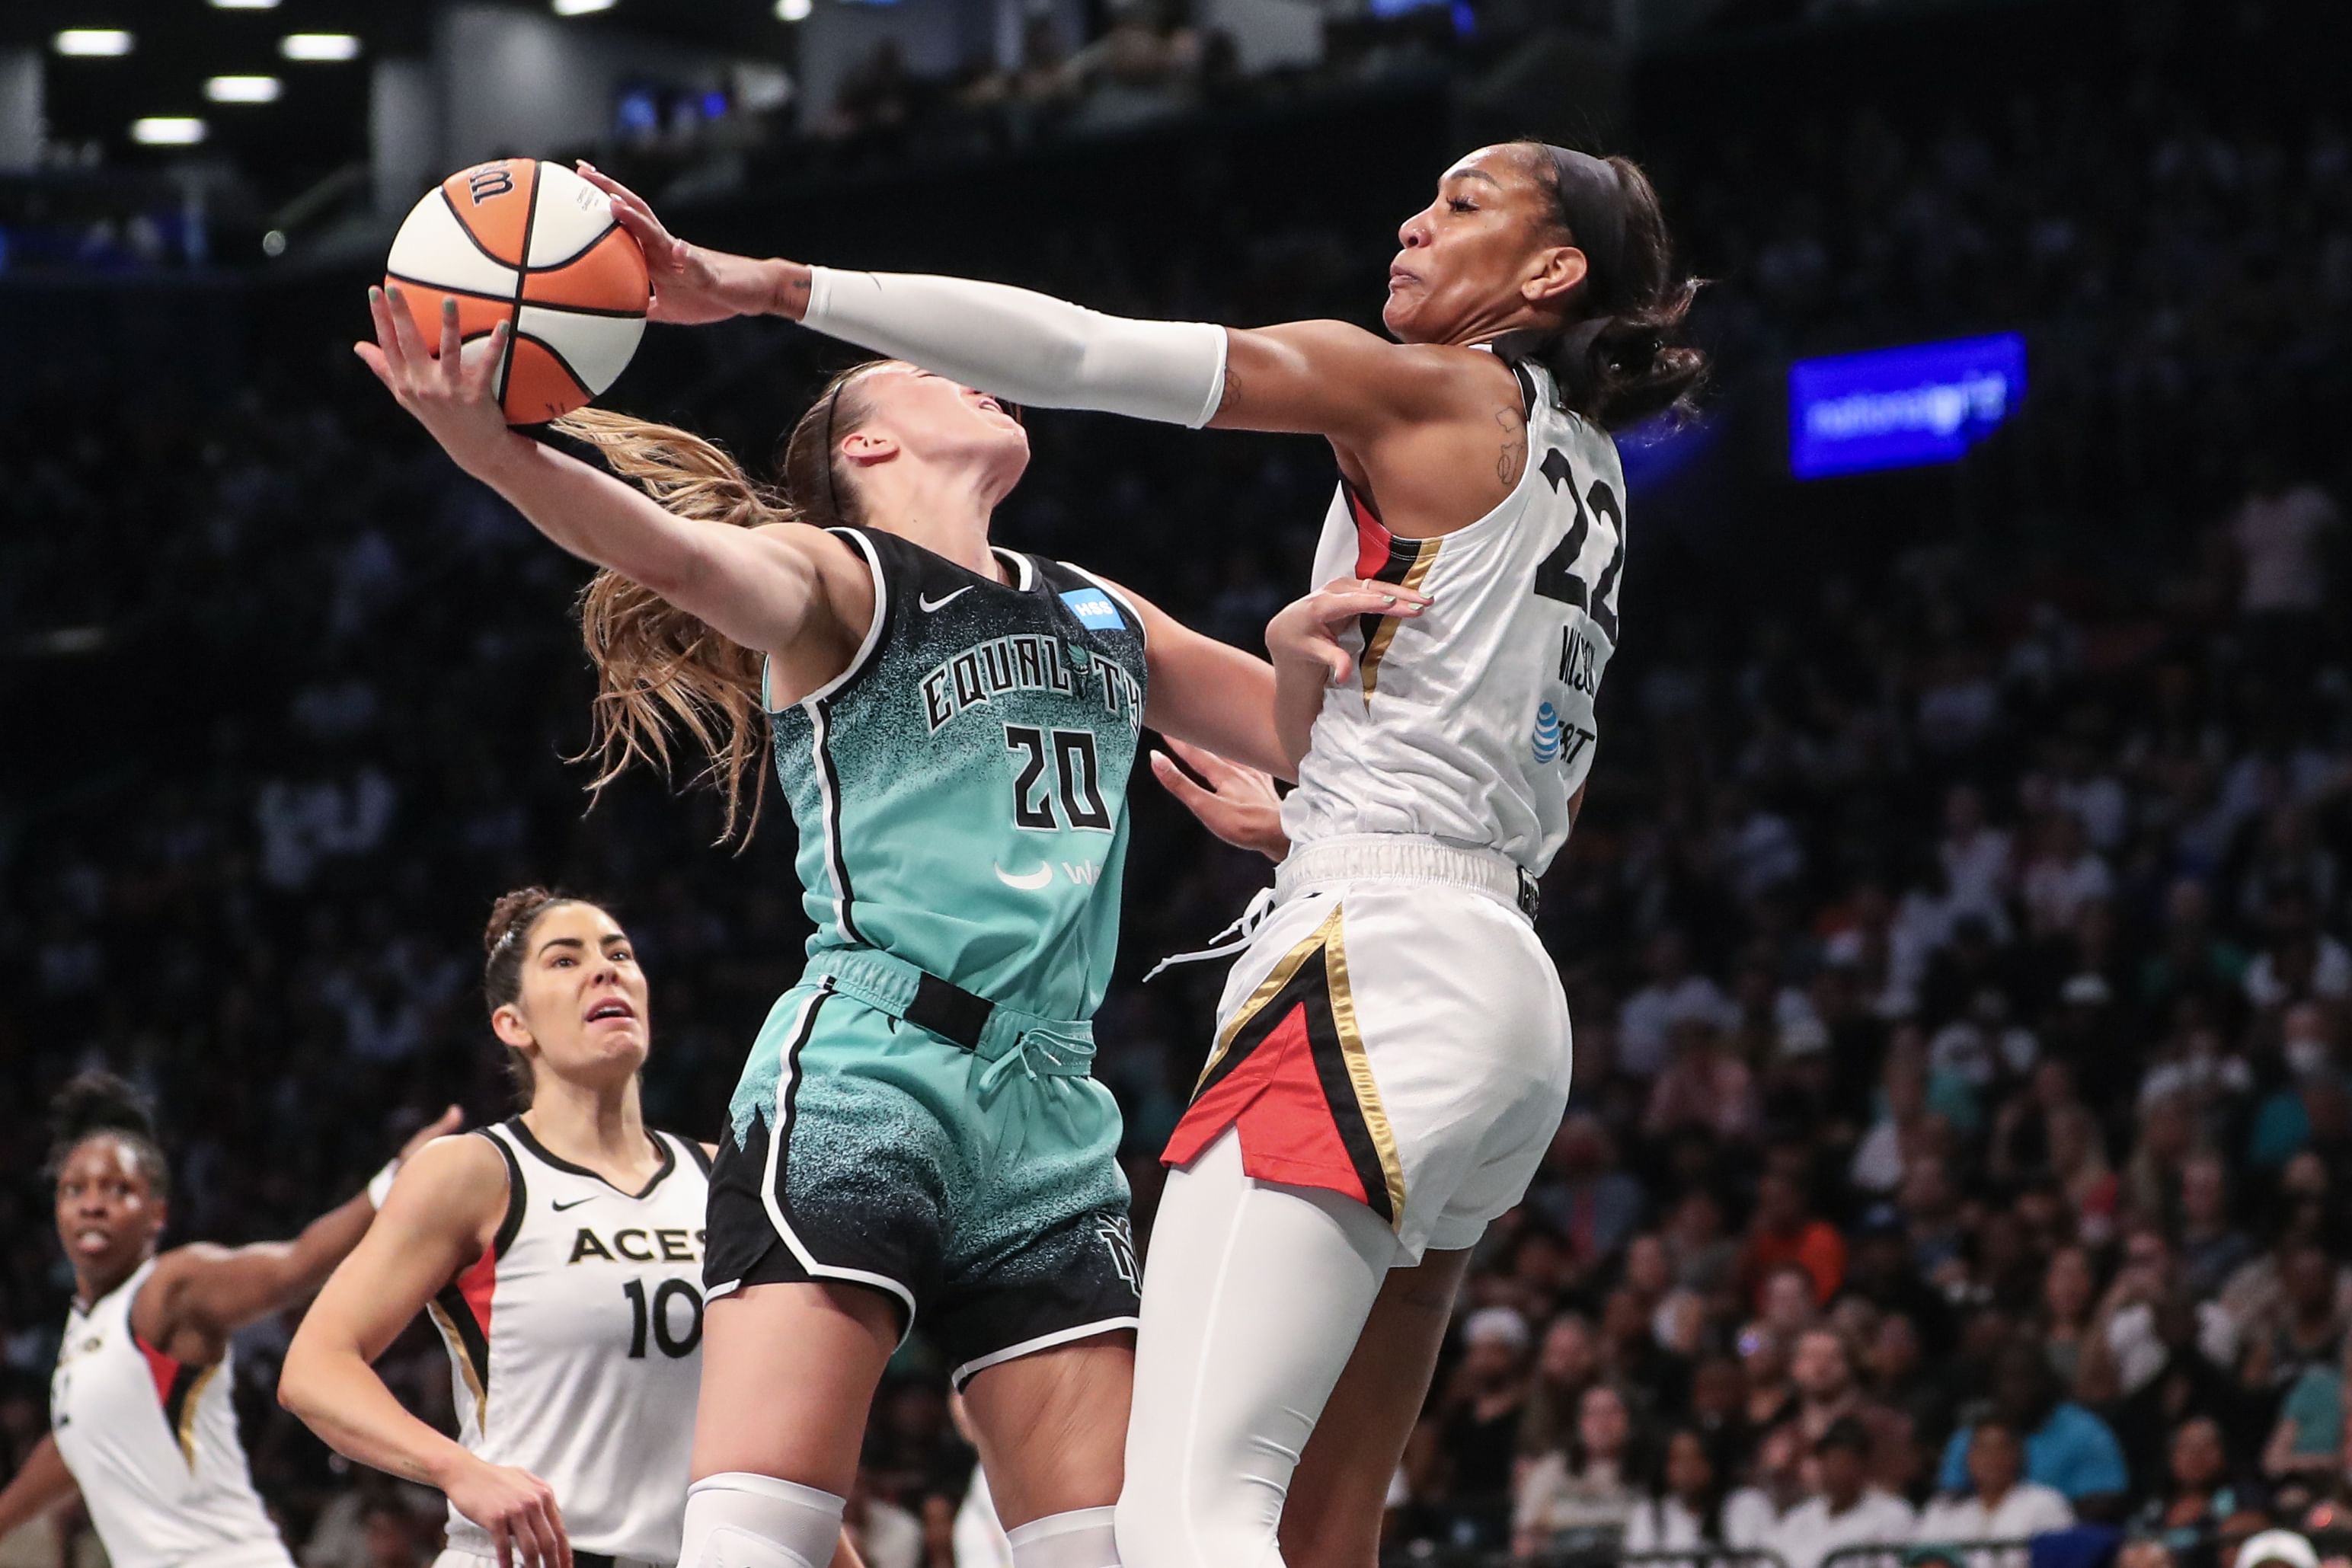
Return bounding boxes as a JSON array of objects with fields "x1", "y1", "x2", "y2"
[
  {"x1": 1277, "y1": 1247, "x2": 1471, "y2": 1568},
  {"x1": 961, "y1": 1332, "x2": 1134, "y2": 1529},
  {"x1": 1115, "y1": 1132, "x2": 1399, "y2": 1568},
  {"x1": 681, "y1": 1280, "x2": 899, "y2": 1568}
]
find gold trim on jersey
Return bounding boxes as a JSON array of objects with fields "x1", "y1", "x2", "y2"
[
  {"x1": 427, "y1": 1300, "x2": 489, "y2": 1430},
  {"x1": 174, "y1": 1364, "x2": 216, "y2": 1467},
  {"x1": 1361, "y1": 539, "x2": 1439, "y2": 698},
  {"x1": 1318, "y1": 911, "x2": 1408, "y2": 1225}
]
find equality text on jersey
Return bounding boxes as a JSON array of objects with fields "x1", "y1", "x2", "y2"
[{"x1": 920, "y1": 632, "x2": 1144, "y2": 737}]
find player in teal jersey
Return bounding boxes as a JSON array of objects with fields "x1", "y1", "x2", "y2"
[{"x1": 356, "y1": 291, "x2": 1417, "y2": 1568}]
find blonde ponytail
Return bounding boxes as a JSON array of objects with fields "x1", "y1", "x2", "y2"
[{"x1": 553, "y1": 408, "x2": 781, "y2": 846}]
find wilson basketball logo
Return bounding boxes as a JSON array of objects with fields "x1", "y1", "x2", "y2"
[
  {"x1": 465, "y1": 167, "x2": 514, "y2": 205},
  {"x1": 382, "y1": 158, "x2": 647, "y2": 424}
]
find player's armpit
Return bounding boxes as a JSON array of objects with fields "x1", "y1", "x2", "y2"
[{"x1": 757, "y1": 525, "x2": 877, "y2": 708}]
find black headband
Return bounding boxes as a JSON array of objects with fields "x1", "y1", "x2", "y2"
[{"x1": 1542, "y1": 145, "x2": 1629, "y2": 311}]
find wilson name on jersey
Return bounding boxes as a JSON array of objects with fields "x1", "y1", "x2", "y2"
[
  {"x1": 1283, "y1": 355, "x2": 1627, "y2": 877},
  {"x1": 430, "y1": 1122, "x2": 710, "y2": 1563},
  {"x1": 51, "y1": 1258, "x2": 288, "y2": 1567},
  {"x1": 769, "y1": 527, "x2": 1149, "y2": 1024}
]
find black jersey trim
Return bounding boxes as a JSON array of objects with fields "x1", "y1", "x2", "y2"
[
  {"x1": 675, "y1": 1132, "x2": 714, "y2": 1178},
  {"x1": 501, "y1": 1116, "x2": 678, "y2": 1200},
  {"x1": 1508, "y1": 359, "x2": 1541, "y2": 420},
  {"x1": 809, "y1": 699, "x2": 866, "y2": 947},
  {"x1": 430, "y1": 1281, "x2": 492, "y2": 1414},
  {"x1": 992, "y1": 546, "x2": 1036, "y2": 591},
  {"x1": 479, "y1": 1129, "x2": 529, "y2": 1260}
]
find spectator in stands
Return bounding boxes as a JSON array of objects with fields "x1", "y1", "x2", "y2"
[
  {"x1": 2226, "y1": 453, "x2": 2340, "y2": 673},
  {"x1": 1625, "y1": 1425, "x2": 1734, "y2": 1558},
  {"x1": 1726, "y1": 1421, "x2": 1809, "y2": 1550},
  {"x1": 1520, "y1": 1311, "x2": 1603, "y2": 1461},
  {"x1": 1513, "y1": 1382, "x2": 1647, "y2": 1557},
  {"x1": 1535, "y1": 1113, "x2": 1646, "y2": 1270},
  {"x1": 1430, "y1": 1307, "x2": 1532, "y2": 1549},
  {"x1": 1939, "y1": 1342, "x2": 2128, "y2": 1521},
  {"x1": 1741, "y1": 1174, "x2": 1849, "y2": 1310},
  {"x1": 1915, "y1": 1416, "x2": 2076, "y2": 1567},
  {"x1": 1763, "y1": 1416, "x2": 1918, "y2": 1568},
  {"x1": 1622, "y1": 931, "x2": 1732, "y2": 1080},
  {"x1": 2133, "y1": 1416, "x2": 2264, "y2": 1563},
  {"x1": 2260, "y1": 1330, "x2": 2350, "y2": 1503}
]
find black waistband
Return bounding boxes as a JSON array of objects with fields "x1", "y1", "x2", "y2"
[{"x1": 906, "y1": 969, "x2": 994, "y2": 1052}]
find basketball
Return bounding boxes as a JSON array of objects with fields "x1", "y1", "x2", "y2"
[{"x1": 383, "y1": 158, "x2": 648, "y2": 424}]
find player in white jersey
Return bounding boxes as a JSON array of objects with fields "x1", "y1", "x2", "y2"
[
  {"x1": 280, "y1": 890, "x2": 793, "y2": 1568},
  {"x1": 569, "y1": 140, "x2": 1700, "y2": 1567},
  {"x1": 0, "y1": 1074, "x2": 456, "y2": 1568}
]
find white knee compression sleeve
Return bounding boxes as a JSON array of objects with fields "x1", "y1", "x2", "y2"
[
  {"x1": 1007, "y1": 1506, "x2": 1121, "y2": 1568},
  {"x1": 801, "y1": 269, "x2": 1228, "y2": 428},
  {"x1": 679, "y1": 1473, "x2": 845, "y2": 1568}
]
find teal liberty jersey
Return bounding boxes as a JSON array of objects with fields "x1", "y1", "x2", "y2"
[{"x1": 769, "y1": 528, "x2": 1149, "y2": 1024}]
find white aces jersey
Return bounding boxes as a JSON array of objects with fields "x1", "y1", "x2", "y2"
[
  {"x1": 1282, "y1": 354, "x2": 1627, "y2": 877},
  {"x1": 50, "y1": 1257, "x2": 293, "y2": 1568},
  {"x1": 431, "y1": 1121, "x2": 710, "y2": 1563}
]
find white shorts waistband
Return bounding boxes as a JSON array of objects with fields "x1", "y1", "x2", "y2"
[{"x1": 1276, "y1": 835, "x2": 1537, "y2": 922}]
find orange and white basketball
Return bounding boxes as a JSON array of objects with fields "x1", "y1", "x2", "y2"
[{"x1": 384, "y1": 158, "x2": 649, "y2": 424}]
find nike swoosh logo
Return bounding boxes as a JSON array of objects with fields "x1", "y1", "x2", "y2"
[
  {"x1": 919, "y1": 587, "x2": 974, "y2": 613},
  {"x1": 993, "y1": 862, "x2": 1055, "y2": 890},
  {"x1": 551, "y1": 1196, "x2": 599, "y2": 1212}
]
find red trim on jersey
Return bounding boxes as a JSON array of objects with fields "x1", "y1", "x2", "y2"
[
  {"x1": 133, "y1": 1331, "x2": 180, "y2": 1407},
  {"x1": 455, "y1": 1243, "x2": 497, "y2": 1340},
  {"x1": 1347, "y1": 484, "x2": 1390, "y2": 580},
  {"x1": 1164, "y1": 1000, "x2": 1371, "y2": 1206}
]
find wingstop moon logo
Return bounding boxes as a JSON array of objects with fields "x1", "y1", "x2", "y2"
[{"x1": 1531, "y1": 701, "x2": 1563, "y2": 764}]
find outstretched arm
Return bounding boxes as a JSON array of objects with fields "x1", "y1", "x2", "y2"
[
  {"x1": 132, "y1": 1107, "x2": 460, "y2": 1363},
  {"x1": 575, "y1": 168, "x2": 1509, "y2": 455},
  {"x1": 356, "y1": 287, "x2": 871, "y2": 688},
  {"x1": 280, "y1": 1136, "x2": 573, "y2": 1568}
]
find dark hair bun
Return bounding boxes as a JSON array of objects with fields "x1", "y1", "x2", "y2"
[
  {"x1": 49, "y1": 1069, "x2": 159, "y2": 1149},
  {"x1": 484, "y1": 886, "x2": 558, "y2": 956}
]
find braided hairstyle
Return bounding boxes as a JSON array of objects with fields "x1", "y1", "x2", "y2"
[{"x1": 46, "y1": 1071, "x2": 170, "y2": 1197}]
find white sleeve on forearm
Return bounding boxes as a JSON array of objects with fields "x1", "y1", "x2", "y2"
[{"x1": 802, "y1": 267, "x2": 1229, "y2": 429}]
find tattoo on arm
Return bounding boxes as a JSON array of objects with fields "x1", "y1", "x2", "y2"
[
  {"x1": 1494, "y1": 404, "x2": 1528, "y2": 485},
  {"x1": 1216, "y1": 362, "x2": 1244, "y2": 419}
]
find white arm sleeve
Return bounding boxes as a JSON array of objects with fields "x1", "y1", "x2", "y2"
[{"x1": 802, "y1": 267, "x2": 1229, "y2": 429}]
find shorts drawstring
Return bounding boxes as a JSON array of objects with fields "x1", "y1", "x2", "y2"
[{"x1": 1142, "y1": 885, "x2": 1278, "y2": 982}]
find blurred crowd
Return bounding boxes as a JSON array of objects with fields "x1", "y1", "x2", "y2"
[{"x1": 6, "y1": 6, "x2": 2352, "y2": 1566}]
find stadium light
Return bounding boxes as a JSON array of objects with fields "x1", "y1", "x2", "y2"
[
  {"x1": 777, "y1": 0, "x2": 813, "y2": 20},
  {"x1": 552, "y1": 0, "x2": 617, "y2": 13},
  {"x1": 55, "y1": 30, "x2": 134, "y2": 56},
  {"x1": 132, "y1": 117, "x2": 209, "y2": 145},
  {"x1": 206, "y1": 75, "x2": 282, "y2": 103},
  {"x1": 209, "y1": 0, "x2": 282, "y2": 8},
  {"x1": 280, "y1": 33, "x2": 361, "y2": 61}
]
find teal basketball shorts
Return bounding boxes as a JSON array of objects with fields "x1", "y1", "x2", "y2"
[{"x1": 704, "y1": 950, "x2": 1139, "y2": 1387}]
